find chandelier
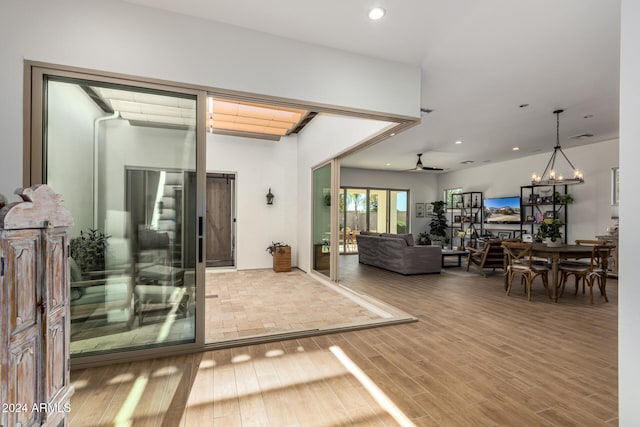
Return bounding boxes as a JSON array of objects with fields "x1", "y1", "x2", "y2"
[{"x1": 531, "y1": 109, "x2": 584, "y2": 186}]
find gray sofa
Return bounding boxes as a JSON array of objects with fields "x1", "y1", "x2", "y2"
[{"x1": 356, "y1": 231, "x2": 441, "y2": 275}]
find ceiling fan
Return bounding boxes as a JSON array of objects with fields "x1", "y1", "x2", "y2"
[{"x1": 405, "y1": 153, "x2": 443, "y2": 172}]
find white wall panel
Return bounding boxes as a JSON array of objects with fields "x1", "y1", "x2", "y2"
[{"x1": 619, "y1": 0, "x2": 639, "y2": 422}]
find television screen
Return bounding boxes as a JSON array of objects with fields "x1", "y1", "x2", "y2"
[{"x1": 484, "y1": 196, "x2": 521, "y2": 224}]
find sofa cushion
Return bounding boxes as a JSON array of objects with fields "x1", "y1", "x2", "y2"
[
  {"x1": 359, "y1": 231, "x2": 381, "y2": 236},
  {"x1": 399, "y1": 233, "x2": 414, "y2": 246},
  {"x1": 70, "y1": 287, "x2": 82, "y2": 301},
  {"x1": 379, "y1": 233, "x2": 414, "y2": 246}
]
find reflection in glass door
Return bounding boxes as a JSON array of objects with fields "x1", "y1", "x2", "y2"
[
  {"x1": 313, "y1": 164, "x2": 332, "y2": 277},
  {"x1": 42, "y1": 76, "x2": 200, "y2": 357}
]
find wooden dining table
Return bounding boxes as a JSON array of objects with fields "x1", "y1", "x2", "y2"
[
  {"x1": 530, "y1": 243, "x2": 596, "y2": 302},
  {"x1": 503, "y1": 243, "x2": 596, "y2": 302}
]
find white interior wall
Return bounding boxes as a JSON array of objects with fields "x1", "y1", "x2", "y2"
[
  {"x1": 206, "y1": 134, "x2": 298, "y2": 270},
  {"x1": 101, "y1": 121, "x2": 195, "y2": 217},
  {"x1": 619, "y1": 0, "x2": 639, "y2": 422},
  {"x1": 46, "y1": 81, "x2": 103, "y2": 236},
  {"x1": 0, "y1": 0, "x2": 420, "y2": 198},
  {"x1": 339, "y1": 167, "x2": 440, "y2": 236},
  {"x1": 297, "y1": 115, "x2": 397, "y2": 272},
  {"x1": 437, "y1": 139, "x2": 619, "y2": 242}
]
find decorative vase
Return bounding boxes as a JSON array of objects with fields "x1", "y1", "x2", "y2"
[{"x1": 544, "y1": 238, "x2": 562, "y2": 247}]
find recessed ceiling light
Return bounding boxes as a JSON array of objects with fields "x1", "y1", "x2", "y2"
[
  {"x1": 390, "y1": 133, "x2": 395, "y2": 136},
  {"x1": 584, "y1": 114, "x2": 594, "y2": 119},
  {"x1": 385, "y1": 163, "x2": 391, "y2": 166},
  {"x1": 455, "y1": 140, "x2": 463, "y2": 145},
  {"x1": 460, "y1": 160, "x2": 474, "y2": 164},
  {"x1": 512, "y1": 147, "x2": 520, "y2": 151},
  {"x1": 519, "y1": 104, "x2": 529, "y2": 108},
  {"x1": 368, "y1": 7, "x2": 386, "y2": 20}
]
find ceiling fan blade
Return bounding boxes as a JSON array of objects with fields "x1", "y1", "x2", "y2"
[
  {"x1": 403, "y1": 153, "x2": 442, "y2": 171},
  {"x1": 405, "y1": 167, "x2": 442, "y2": 172}
]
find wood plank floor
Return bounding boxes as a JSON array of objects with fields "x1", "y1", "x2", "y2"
[{"x1": 70, "y1": 256, "x2": 618, "y2": 426}]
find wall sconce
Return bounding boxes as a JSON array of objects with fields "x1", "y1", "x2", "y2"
[{"x1": 266, "y1": 188, "x2": 274, "y2": 205}]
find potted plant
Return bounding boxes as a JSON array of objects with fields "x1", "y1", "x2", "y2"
[
  {"x1": 70, "y1": 228, "x2": 110, "y2": 275},
  {"x1": 266, "y1": 241, "x2": 291, "y2": 272},
  {"x1": 429, "y1": 201, "x2": 449, "y2": 247},
  {"x1": 553, "y1": 192, "x2": 574, "y2": 205},
  {"x1": 537, "y1": 219, "x2": 564, "y2": 247},
  {"x1": 415, "y1": 231, "x2": 432, "y2": 245}
]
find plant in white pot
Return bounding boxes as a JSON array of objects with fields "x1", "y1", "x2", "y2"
[{"x1": 537, "y1": 219, "x2": 563, "y2": 247}]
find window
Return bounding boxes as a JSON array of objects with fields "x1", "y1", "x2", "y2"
[
  {"x1": 340, "y1": 187, "x2": 409, "y2": 253},
  {"x1": 445, "y1": 187, "x2": 463, "y2": 208}
]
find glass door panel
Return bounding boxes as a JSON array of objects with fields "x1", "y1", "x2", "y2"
[
  {"x1": 368, "y1": 189, "x2": 387, "y2": 233},
  {"x1": 44, "y1": 77, "x2": 198, "y2": 357},
  {"x1": 313, "y1": 164, "x2": 332, "y2": 276},
  {"x1": 343, "y1": 188, "x2": 366, "y2": 253},
  {"x1": 390, "y1": 190, "x2": 409, "y2": 234}
]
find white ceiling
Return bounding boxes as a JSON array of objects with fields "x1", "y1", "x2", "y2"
[{"x1": 122, "y1": 0, "x2": 620, "y2": 173}]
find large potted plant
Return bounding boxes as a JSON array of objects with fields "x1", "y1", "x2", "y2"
[
  {"x1": 429, "y1": 201, "x2": 449, "y2": 247},
  {"x1": 537, "y1": 219, "x2": 564, "y2": 247},
  {"x1": 70, "y1": 228, "x2": 110, "y2": 275},
  {"x1": 266, "y1": 241, "x2": 291, "y2": 272}
]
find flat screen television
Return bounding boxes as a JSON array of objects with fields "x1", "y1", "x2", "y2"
[{"x1": 484, "y1": 196, "x2": 521, "y2": 224}]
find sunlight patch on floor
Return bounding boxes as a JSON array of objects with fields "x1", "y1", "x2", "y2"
[
  {"x1": 330, "y1": 345, "x2": 416, "y2": 427},
  {"x1": 114, "y1": 374, "x2": 149, "y2": 427}
]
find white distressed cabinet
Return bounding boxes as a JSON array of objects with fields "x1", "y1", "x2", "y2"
[{"x1": 0, "y1": 185, "x2": 74, "y2": 427}]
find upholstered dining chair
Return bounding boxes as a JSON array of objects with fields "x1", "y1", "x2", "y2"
[
  {"x1": 559, "y1": 244, "x2": 612, "y2": 304},
  {"x1": 502, "y1": 241, "x2": 550, "y2": 301}
]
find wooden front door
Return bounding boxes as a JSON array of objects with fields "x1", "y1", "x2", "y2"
[{"x1": 206, "y1": 174, "x2": 235, "y2": 267}]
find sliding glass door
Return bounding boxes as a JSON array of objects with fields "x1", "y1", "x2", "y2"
[
  {"x1": 30, "y1": 68, "x2": 205, "y2": 361},
  {"x1": 390, "y1": 190, "x2": 409, "y2": 234},
  {"x1": 313, "y1": 163, "x2": 333, "y2": 277},
  {"x1": 368, "y1": 189, "x2": 387, "y2": 233},
  {"x1": 339, "y1": 187, "x2": 409, "y2": 253}
]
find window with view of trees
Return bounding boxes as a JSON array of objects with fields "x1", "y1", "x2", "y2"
[
  {"x1": 445, "y1": 187, "x2": 463, "y2": 208},
  {"x1": 339, "y1": 187, "x2": 409, "y2": 253}
]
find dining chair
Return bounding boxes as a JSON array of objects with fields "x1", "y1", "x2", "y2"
[
  {"x1": 502, "y1": 241, "x2": 550, "y2": 301},
  {"x1": 558, "y1": 239, "x2": 607, "y2": 268},
  {"x1": 559, "y1": 244, "x2": 612, "y2": 304},
  {"x1": 339, "y1": 227, "x2": 352, "y2": 252}
]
